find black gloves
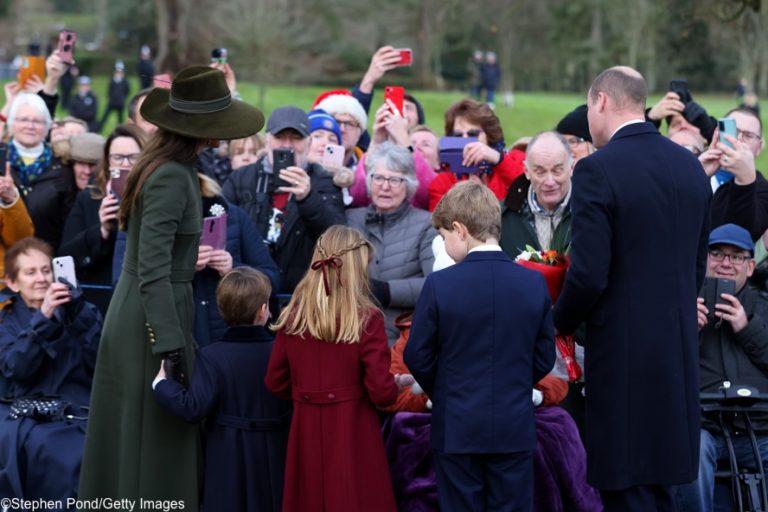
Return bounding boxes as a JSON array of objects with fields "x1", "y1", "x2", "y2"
[
  {"x1": 163, "y1": 349, "x2": 188, "y2": 386},
  {"x1": 370, "y1": 279, "x2": 391, "y2": 308},
  {"x1": 683, "y1": 101, "x2": 717, "y2": 144}
]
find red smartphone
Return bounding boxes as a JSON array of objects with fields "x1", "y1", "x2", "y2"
[
  {"x1": 395, "y1": 48, "x2": 412, "y2": 66},
  {"x1": 57, "y1": 30, "x2": 77, "y2": 65},
  {"x1": 384, "y1": 86, "x2": 405, "y2": 117}
]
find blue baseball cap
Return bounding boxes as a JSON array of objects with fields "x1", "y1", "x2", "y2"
[
  {"x1": 709, "y1": 223, "x2": 754, "y2": 254},
  {"x1": 307, "y1": 109, "x2": 341, "y2": 145}
]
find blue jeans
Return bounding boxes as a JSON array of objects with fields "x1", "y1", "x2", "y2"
[{"x1": 677, "y1": 428, "x2": 768, "y2": 511}]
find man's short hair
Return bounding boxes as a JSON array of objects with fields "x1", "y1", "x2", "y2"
[
  {"x1": 432, "y1": 181, "x2": 501, "y2": 242},
  {"x1": 525, "y1": 131, "x2": 573, "y2": 170},
  {"x1": 216, "y1": 267, "x2": 272, "y2": 326},
  {"x1": 589, "y1": 66, "x2": 648, "y2": 112}
]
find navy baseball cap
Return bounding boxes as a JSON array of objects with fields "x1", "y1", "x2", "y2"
[
  {"x1": 709, "y1": 223, "x2": 754, "y2": 254},
  {"x1": 267, "y1": 106, "x2": 309, "y2": 137}
]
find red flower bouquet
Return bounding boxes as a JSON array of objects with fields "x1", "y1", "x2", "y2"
[
  {"x1": 515, "y1": 246, "x2": 582, "y2": 382},
  {"x1": 514, "y1": 246, "x2": 568, "y2": 303}
]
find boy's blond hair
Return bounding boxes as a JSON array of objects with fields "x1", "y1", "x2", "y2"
[
  {"x1": 432, "y1": 181, "x2": 501, "y2": 241},
  {"x1": 272, "y1": 225, "x2": 377, "y2": 344},
  {"x1": 216, "y1": 267, "x2": 272, "y2": 326}
]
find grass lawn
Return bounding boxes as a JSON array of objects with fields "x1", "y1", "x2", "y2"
[{"x1": 55, "y1": 76, "x2": 768, "y2": 173}]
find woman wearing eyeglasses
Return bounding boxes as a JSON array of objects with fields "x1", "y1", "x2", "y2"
[
  {"x1": 427, "y1": 99, "x2": 525, "y2": 211},
  {"x1": 4, "y1": 93, "x2": 77, "y2": 251},
  {"x1": 346, "y1": 141, "x2": 437, "y2": 345},
  {"x1": 59, "y1": 124, "x2": 147, "y2": 314}
]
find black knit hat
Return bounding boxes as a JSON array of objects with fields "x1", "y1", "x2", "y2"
[{"x1": 555, "y1": 104, "x2": 592, "y2": 143}]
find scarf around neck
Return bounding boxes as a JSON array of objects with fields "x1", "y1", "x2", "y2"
[{"x1": 9, "y1": 139, "x2": 52, "y2": 188}]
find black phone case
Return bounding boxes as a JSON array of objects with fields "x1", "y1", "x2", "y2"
[
  {"x1": 699, "y1": 277, "x2": 737, "y2": 323},
  {"x1": 273, "y1": 150, "x2": 294, "y2": 189}
]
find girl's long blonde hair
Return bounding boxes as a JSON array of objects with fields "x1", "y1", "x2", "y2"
[{"x1": 272, "y1": 225, "x2": 377, "y2": 344}]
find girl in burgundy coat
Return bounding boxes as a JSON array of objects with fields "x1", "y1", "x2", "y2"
[{"x1": 265, "y1": 225, "x2": 400, "y2": 512}]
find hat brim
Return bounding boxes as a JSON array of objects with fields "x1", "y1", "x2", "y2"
[{"x1": 141, "y1": 88, "x2": 265, "y2": 140}]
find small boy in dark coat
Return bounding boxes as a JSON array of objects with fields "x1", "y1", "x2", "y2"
[
  {"x1": 153, "y1": 267, "x2": 290, "y2": 512},
  {"x1": 404, "y1": 181, "x2": 556, "y2": 512}
]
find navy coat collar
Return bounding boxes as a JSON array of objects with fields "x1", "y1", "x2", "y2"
[
  {"x1": 220, "y1": 325, "x2": 273, "y2": 343},
  {"x1": 462, "y1": 250, "x2": 511, "y2": 264},
  {"x1": 610, "y1": 121, "x2": 659, "y2": 142}
]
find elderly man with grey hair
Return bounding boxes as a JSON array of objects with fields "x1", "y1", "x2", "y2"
[
  {"x1": 346, "y1": 141, "x2": 437, "y2": 345},
  {"x1": 501, "y1": 130, "x2": 574, "y2": 258}
]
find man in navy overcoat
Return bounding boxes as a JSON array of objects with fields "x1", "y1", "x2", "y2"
[{"x1": 553, "y1": 66, "x2": 711, "y2": 511}]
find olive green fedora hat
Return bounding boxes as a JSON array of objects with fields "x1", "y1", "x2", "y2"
[{"x1": 140, "y1": 65, "x2": 264, "y2": 139}]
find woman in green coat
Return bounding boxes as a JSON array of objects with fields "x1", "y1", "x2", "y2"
[{"x1": 78, "y1": 66, "x2": 264, "y2": 508}]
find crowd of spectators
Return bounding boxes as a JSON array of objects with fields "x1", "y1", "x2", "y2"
[{"x1": 0, "y1": 40, "x2": 764, "y2": 512}]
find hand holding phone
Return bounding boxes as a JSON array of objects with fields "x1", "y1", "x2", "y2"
[
  {"x1": 669, "y1": 79, "x2": 691, "y2": 105},
  {"x1": 699, "y1": 277, "x2": 736, "y2": 325},
  {"x1": 57, "y1": 30, "x2": 77, "y2": 65},
  {"x1": 718, "y1": 118, "x2": 737, "y2": 149},
  {"x1": 272, "y1": 149, "x2": 295, "y2": 189},
  {"x1": 53, "y1": 256, "x2": 79, "y2": 289},
  {"x1": 395, "y1": 48, "x2": 412, "y2": 67},
  {"x1": 18, "y1": 56, "x2": 46, "y2": 89},
  {"x1": 384, "y1": 86, "x2": 405, "y2": 117},
  {"x1": 201, "y1": 214, "x2": 228, "y2": 251}
]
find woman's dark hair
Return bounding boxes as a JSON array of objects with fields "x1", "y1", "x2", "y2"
[
  {"x1": 90, "y1": 123, "x2": 148, "y2": 200},
  {"x1": 118, "y1": 129, "x2": 200, "y2": 230},
  {"x1": 5, "y1": 237, "x2": 53, "y2": 280},
  {"x1": 444, "y1": 99, "x2": 504, "y2": 147}
]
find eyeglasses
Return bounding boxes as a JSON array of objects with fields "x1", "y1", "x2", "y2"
[
  {"x1": 15, "y1": 117, "x2": 45, "y2": 127},
  {"x1": 450, "y1": 128, "x2": 482, "y2": 138},
  {"x1": 565, "y1": 136, "x2": 586, "y2": 147},
  {"x1": 737, "y1": 128, "x2": 762, "y2": 144},
  {"x1": 109, "y1": 153, "x2": 140, "y2": 165},
  {"x1": 709, "y1": 249, "x2": 751, "y2": 265},
  {"x1": 336, "y1": 119, "x2": 360, "y2": 130},
  {"x1": 371, "y1": 174, "x2": 407, "y2": 187}
]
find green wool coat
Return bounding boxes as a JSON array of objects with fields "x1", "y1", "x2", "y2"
[{"x1": 78, "y1": 162, "x2": 202, "y2": 508}]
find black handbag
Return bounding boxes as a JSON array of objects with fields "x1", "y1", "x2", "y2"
[{"x1": 8, "y1": 395, "x2": 72, "y2": 422}]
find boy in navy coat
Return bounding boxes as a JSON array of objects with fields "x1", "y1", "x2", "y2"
[
  {"x1": 404, "y1": 181, "x2": 555, "y2": 511},
  {"x1": 153, "y1": 267, "x2": 290, "y2": 512}
]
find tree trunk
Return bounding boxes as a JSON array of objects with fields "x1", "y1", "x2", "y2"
[{"x1": 588, "y1": 0, "x2": 603, "y2": 81}]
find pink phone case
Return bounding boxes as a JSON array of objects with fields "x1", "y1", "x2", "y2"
[
  {"x1": 201, "y1": 214, "x2": 228, "y2": 250},
  {"x1": 322, "y1": 144, "x2": 345, "y2": 168}
]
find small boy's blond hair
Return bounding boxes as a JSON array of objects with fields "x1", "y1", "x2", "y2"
[
  {"x1": 216, "y1": 267, "x2": 272, "y2": 326},
  {"x1": 432, "y1": 181, "x2": 501, "y2": 241}
]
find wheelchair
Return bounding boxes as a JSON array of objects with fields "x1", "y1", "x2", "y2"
[{"x1": 701, "y1": 385, "x2": 768, "y2": 512}]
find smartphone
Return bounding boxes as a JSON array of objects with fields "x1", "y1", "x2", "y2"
[
  {"x1": 57, "y1": 30, "x2": 77, "y2": 65},
  {"x1": 699, "y1": 277, "x2": 737, "y2": 324},
  {"x1": 53, "y1": 256, "x2": 79, "y2": 289},
  {"x1": 439, "y1": 136, "x2": 480, "y2": 175},
  {"x1": 18, "y1": 56, "x2": 46, "y2": 88},
  {"x1": 272, "y1": 149, "x2": 295, "y2": 189},
  {"x1": 384, "y1": 86, "x2": 405, "y2": 117},
  {"x1": 109, "y1": 168, "x2": 129, "y2": 200},
  {"x1": 395, "y1": 48, "x2": 412, "y2": 67},
  {"x1": 201, "y1": 214, "x2": 228, "y2": 251},
  {"x1": 669, "y1": 79, "x2": 691, "y2": 104},
  {"x1": 0, "y1": 145, "x2": 7, "y2": 175},
  {"x1": 322, "y1": 143, "x2": 345, "y2": 168},
  {"x1": 211, "y1": 48, "x2": 228, "y2": 65},
  {"x1": 718, "y1": 118, "x2": 737, "y2": 149}
]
